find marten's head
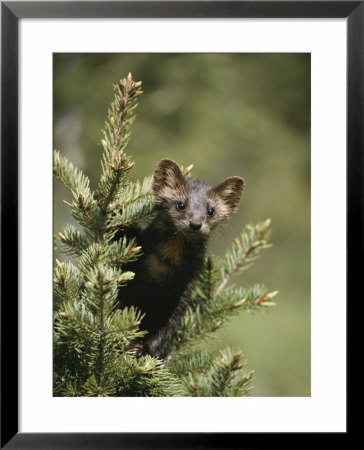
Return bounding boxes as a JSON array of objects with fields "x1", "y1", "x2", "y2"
[{"x1": 153, "y1": 159, "x2": 244, "y2": 237}]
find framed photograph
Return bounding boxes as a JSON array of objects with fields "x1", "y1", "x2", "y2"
[{"x1": 1, "y1": 1, "x2": 356, "y2": 447}]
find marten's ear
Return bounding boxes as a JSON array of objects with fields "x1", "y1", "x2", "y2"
[
  {"x1": 212, "y1": 176, "x2": 244, "y2": 218},
  {"x1": 153, "y1": 159, "x2": 186, "y2": 202}
]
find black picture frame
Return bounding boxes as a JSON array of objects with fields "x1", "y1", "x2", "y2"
[{"x1": 1, "y1": 1, "x2": 356, "y2": 448}]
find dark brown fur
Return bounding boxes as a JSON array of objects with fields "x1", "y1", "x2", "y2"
[{"x1": 118, "y1": 159, "x2": 244, "y2": 358}]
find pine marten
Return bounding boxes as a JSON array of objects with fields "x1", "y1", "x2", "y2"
[{"x1": 118, "y1": 159, "x2": 244, "y2": 358}]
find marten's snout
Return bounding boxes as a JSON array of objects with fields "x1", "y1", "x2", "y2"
[{"x1": 190, "y1": 222, "x2": 202, "y2": 231}]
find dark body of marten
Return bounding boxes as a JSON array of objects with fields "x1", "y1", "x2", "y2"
[{"x1": 118, "y1": 159, "x2": 244, "y2": 358}]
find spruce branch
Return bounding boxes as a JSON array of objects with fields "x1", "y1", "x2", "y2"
[
  {"x1": 77, "y1": 238, "x2": 141, "y2": 276},
  {"x1": 99, "y1": 153, "x2": 135, "y2": 215},
  {"x1": 114, "y1": 355, "x2": 184, "y2": 397},
  {"x1": 102, "y1": 237, "x2": 142, "y2": 268},
  {"x1": 53, "y1": 260, "x2": 82, "y2": 309},
  {"x1": 55, "y1": 302, "x2": 99, "y2": 358},
  {"x1": 110, "y1": 175, "x2": 154, "y2": 209},
  {"x1": 105, "y1": 198, "x2": 155, "y2": 230},
  {"x1": 54, "y1": 150, "x2": 92, "y2": 195},
  {"x1": 167, "y1": 350, "x2": 215, "y2": 376},
  {"x1": 107, "y1": 306, "x2": 146, "y2": 338},
  {"x1": 166, "y1": 234, "x2": 276, "y2": 357},
  {"x1": 97, "y1": 73, "x2": 143, "y2": 214},
  {"x1": 54, "y1": 381, "x2": 82, "y2": 397},
  {"x1": 214, "y1": 219, "x2": 272, "y2": 298},
  {"x1": 57, "y1": 225, "x2": 90, "y2": 256},
  {"x1": 83, "y1": 375, "x2": 116, "y2": 397},
  {"x1": 175, "y1": 348, "x2": 254, "y2": 397},
  {"x1": 58, "y1": 304, "x2": 98, "y2": 333},
  {"x1": 54, "y1": 150, "x2": 101, "y2": 233}
]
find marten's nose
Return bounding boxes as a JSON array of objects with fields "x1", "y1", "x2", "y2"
[{"x1": 190, "y1": 222, "x2": 202, "y2": 231}]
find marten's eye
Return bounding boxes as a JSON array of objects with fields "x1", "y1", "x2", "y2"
[
  {"x1": 207, "y1": 207, "x2": 215, "y2": 217},
  {"x1": 176, "y1": 202, "x2": 186, "y2": 211}
]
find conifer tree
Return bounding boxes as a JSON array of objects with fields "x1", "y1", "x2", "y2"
[{"x1": 53, "y1": 73, "x2": 277, "y2": 397}]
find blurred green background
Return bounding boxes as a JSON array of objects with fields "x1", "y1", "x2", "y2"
[{"x1": 53, "y1": 53, "x2": 310, "y2": 396}]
